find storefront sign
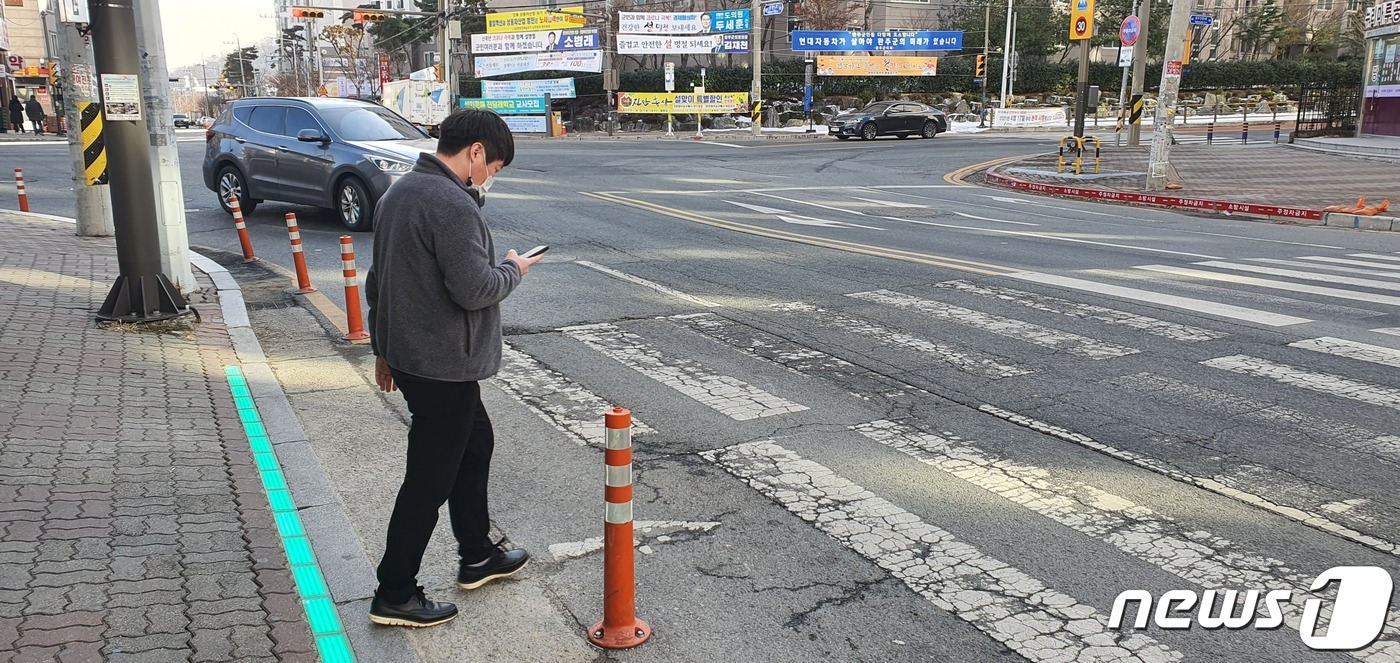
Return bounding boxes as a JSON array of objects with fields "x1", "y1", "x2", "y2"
[
  {"x1": 482, "y1": 78, "x2": 577, "y2": 99},
  {"x1": 619, "y1": 10, "x2": 751, "y2": 34},
  {"x1": 485, "y1": 8, "x2": 586, "y2": 34},
  {"x1": 1365, "y1": 0, "x2": 1400, "y2": 32},
  {"x1": 1368, "y1": 33, "x2": 1400, "y2": 97},
  {"x1": 471, "y1": 28, "x2": 600, "y2": 54},
  {"x1": 473, "y1": 50, "x2": 603, "y2": 78},
  {"x1": 791, "y1": 31, "x2": 963, "y2": 52},
  {"x1": 992, "y1": 107, "x2": 1068, "y2": 127},
  {"x1": 617, "y1": 91, "x2": 750, "y2": 114},
  {"x1": 458, "y1": 97, "x2": 549, "y2": 114},
  {"x1": 59, "y1": 0, "x2": 91, "y2": 23},
  {"x1": 617, "y1": 34, "x2": 749, "y2": 54},
  {"x1": 816, "y1": 55, "x2": 938, "y2": 76}
]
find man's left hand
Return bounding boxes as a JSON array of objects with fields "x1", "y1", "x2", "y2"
[{"x1": 375, "y1": 356, "x2": 397, "y2": 393}]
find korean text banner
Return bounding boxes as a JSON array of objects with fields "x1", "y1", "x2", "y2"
[
  {"x1": 618, "y1": 34, "x2": 749, "y2": 54},
  {"x1": 816, "y1": 56, "x2": 939, "y2": 76},
  {"x1": 616, "y1": 91, "x2": 750, "y2": 114},
  {"x1": 471, "y1": 28, "x2": 600, "y2": 54},
  {"x1": 457, "y1": 97, "x2": 550, "y2": 115},
  {"x1": 791, "y1": 31, "x2": 963, "y2": 52},
  {"x1": 486, "y1": 8, "x2": 586, "y2": 33},
  {"x1": 504, "y1": 116, "x2": 549, "y2": 133},
  {"x1": 618, "y1": 10, "x2": 751, "y2": 34},
  {"x1": 482, "y1": 78, "x2": 577, "y2": 99},
  {"x1": 473, "y1": 50, "x2": 603, "y2": 78}
]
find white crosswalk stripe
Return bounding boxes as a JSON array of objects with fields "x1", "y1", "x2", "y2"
[
  {"x1": 1351, "y1": 253, "x2": 1400, "y2": 263},
  {"x1": 769, "y1": 302, "x2": 1031, "y2": 379},
  {"x1": 1295, "y1": 256, "x2": 1400, "y2": 271},
  {"x1": 935, "y1": 280, "x2": 1226, "y2": 342},
  {"x1": 849, "y1": 289, "x2": 1139, "y2": 359},
  {"x1": 496, "y1": 342, "x2": 655, "y2": 446},
  {"x1": 1012, "y1": 271, "x2": 1312, "y2": 326},
  {"x1": 1247, "y1": 258, "x2": 1400, "y2": 280},
  {"x1": 1289, "y1": 337, "x2": 1400, "y2": 369},
  {"x1": 1083, "y1": 268, "x2": 1384, "y2": 319},
  {"x1": 702, "y1": 440, "x2": 1185, "y2": 663},
  {"x1": 1133, "y1": 265, "x2": 1400, "y2": 308},
  {"x1": 560, "y1": 322, "x2": 808, "y2": 421},
  {"x1": 1201, "y1": 354, "x2": 1400, "y2": 411},
  {"x1": 1194, "y1": 260, "x2": 1400, "y2": 293}
]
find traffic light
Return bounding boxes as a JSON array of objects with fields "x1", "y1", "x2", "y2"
[
  {"x1": 433, "y1": 64, "x2": 442, "y2": 82},
  {"x1": 975, "y1": 54, "x2": 986, "y2": 78},
  {"x1": 353, "y1": 11, "x2": 387, "y2": 22},
  {"x1": 291, "y1": 8, "x2": 326, "y2": 19}
]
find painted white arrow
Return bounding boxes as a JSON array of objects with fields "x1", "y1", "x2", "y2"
[
  {"x1": 725, "y1": 200, "x2": 792, "y2": 215},
  {"x1": 978, "y1": 194, "x2": 1048, "y2": 206},
  {"x1": 777, "y1": 214, "x2": 885, "y2": 231},
  {"x1": 849, "y1": 196, "x2": 928, "y2": 209},
  {"x1": 549, "y1": 520, "x2": 722, "y2": 560}
]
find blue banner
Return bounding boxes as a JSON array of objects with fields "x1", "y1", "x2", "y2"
[
  {"x1": 457, "y1": 97, "x2": 550, "y2": 115},
  {"x1": 791, "y1": 31, "x2": 963, "y2": 52},
  {"x1": 707, "y1": 9, "x2": 751, "y2": 33}
]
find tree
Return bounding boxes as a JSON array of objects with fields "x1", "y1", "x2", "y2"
[
  {"x1": 1235, "y1": 0, "x2": 1286, "y2": 60},
  {"x1": 221, "y1": 47, "x2": 258, "y2": 96},
  {"x1": 939, "y1": 0, "x2": 1067, "y2": 61},
  {"x1": 798, "y1": 0, "x2": 860, "y2": 31},
  {"x1": 365, "y1": 0, "x2": 440, "y2": 79},
  {"x1": 1090, "y1": 0, "x2": 1171, "y2": 55}
]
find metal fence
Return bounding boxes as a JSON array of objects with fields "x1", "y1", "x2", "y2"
[{"x1": 1294, "y1": 82, "x2": 1361, "y2": 139}]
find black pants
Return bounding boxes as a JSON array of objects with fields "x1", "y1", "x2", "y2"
[{"x1": 375, "y1": 372, "x2": 496, "y2": 604}]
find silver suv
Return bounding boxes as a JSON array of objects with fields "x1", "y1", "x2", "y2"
[{"x1": 203, "y1": 97, "x2": 435, "y2": 231}]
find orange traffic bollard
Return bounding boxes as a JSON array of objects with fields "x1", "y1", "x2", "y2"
[
  {"x1": 588, "y1": 407, "x2": 651, "y2": 650},
  {"x1": 15, "y1": 168, "x2": 28, "y2": 212},
  {"x1": 230, "y1": 196, "x2": 256, "y2": 262},
  {"x1": 339, "y1": 236, "x2": 370, "y2": 342},
  {"x1": 284, "y1": 213, "x2": 316, "y2": 294}
]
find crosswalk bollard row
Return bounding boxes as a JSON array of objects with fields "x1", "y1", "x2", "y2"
[
  {"x1": 588, "y1": 407, "x2": 651, "y2": 650},
  {"x1": 231, "y1": 196, "x2": 257, "y2": 262},
  {"x1": 284, "y1": 213, "x2": 317, "y2": 294},
  {"x1": 15, "y1": 168, "x2": 28, "y2": 213},
  {"x1": 339, "y1": 236, "x2": 370, "y2": 342}
]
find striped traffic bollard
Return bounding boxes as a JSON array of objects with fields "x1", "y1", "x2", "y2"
[
  {"x1": 14, "y1": 168, "x2": 28, "y2": 212},
  {"x1": 1274, "y1": 121, "x2": 1281, "y2": 144},
  {"x1": 230, "y1": 196, "x2": 256, "y2": 262},
  {"x1": 1242, "y1": 122, "x2": 1249, "y2": 145},
  {"x1": 588, "y1": 407, "x2": 651, "y2": 650},
  {"x1": 284, "y1": 213, "x2": 316, "y2": 294},
  {"x1": 338, "y1": 236, "x2": 370, "y2": 342},
  {"x1": 1206, "y1": 122, "x2": 1214, "y2": 145}
]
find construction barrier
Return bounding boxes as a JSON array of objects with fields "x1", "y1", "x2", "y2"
[
  {"x1": 339, "y1": 236, "x2": 370, "y2": 342},
  {"x1": 588, "y1": 407, "x2": 651, "y2": 650},
  {"x1": 284, "y1": 213, "x2": 317, "y2": 294},
  {"x1": 1057, "y1": 136, "x2": 1083, "y2": 174},
  {"x1": 230, "y1": 196, "x2": 256, "y2": 262},
  {"x1": 1082, "y1": 137, "x2": 1102, "y2": 174},
  {"x1": 14, "y1": 168, "x2": 28, "y2": 212}
]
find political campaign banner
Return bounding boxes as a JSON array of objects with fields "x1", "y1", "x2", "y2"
[
  {"x1": 618, "y1": 10, "x2": 750, "y2": 34},
  {"x1": 503, "y1": 116, "x2": 549, "y2": 133},
  {"x1": 616, "y1": 91, "x2": 750, "y2": 114},
  {"x1": 791, "y1": 30, "x2": 963, "y2": 52},
  {"x1": 458, "y1": 97, "x2": 550, "y2": 115},
  {"x1": 617, "y1": 33, "x2": 749, "y2": 54},
  {"x1": 473, "y1": 50, "x2": 603, "y2": 78},
  {"x1": 482, "y1": 78, "x2": 577, "y2": 99},
  {"x1": 992, "y1": 107, "x2": 1068, "y2": 127},
  {"x1": 485, "y1": 8, "x2": 586, "y2": 34},
  {"x1": 471, "y1": 28, "x2": 600, "y2": 54},
  {"x1": 816, "y1": 55, "x2": 939, "y2": 76}
]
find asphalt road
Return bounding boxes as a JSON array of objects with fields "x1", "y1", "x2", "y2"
[{"x1": 5, "y1": 131, "x2": 1400, "y2": 661}]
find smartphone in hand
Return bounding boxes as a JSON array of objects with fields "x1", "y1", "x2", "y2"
[{"x1": 521, "y1": 245, "x2": 549, "y2": 259}]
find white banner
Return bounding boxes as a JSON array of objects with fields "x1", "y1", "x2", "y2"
[
  {"x1": 504, "y1": 116, "x2": 549, "y2": 133},
  {"x1": 620, "y1": 12, "x2": 703, "y2": 34},
  {"x1": 482, "y1": 78, "x2": 577, "y2": 99},
  {"x1": 474, "y1": 50, "x2": 603, "y2": 78},
  {"x1": 617, "y1": 34, "x2": 748, "y2": 54},
  {"x1": 470, "y1": 28, "x2": 600, "y2": 54},
  {"x1": 993, "y1": 107, "x2": 1068, "y2": 128}
]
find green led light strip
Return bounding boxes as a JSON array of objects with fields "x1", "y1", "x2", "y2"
[{"x1": 225, "y1": 366, "x2": 356, "y2": 663}]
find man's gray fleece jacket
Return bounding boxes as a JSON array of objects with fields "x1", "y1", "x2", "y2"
[{"x1": 365, "y1": 153, "x2": 521, "y2": 382}]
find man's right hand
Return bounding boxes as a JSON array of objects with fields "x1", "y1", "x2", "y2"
[
  {"x1": 505, "y1": 249, "x2": 545, "y2": 276},
  {"x1": 375, "y1": 356, "x2": 396, "y2": 393}
]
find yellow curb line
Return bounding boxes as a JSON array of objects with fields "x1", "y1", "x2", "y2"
[
  {"x1": 943, "y1": 153, "x2": 1044, "y2": 186},
  {"x1": 256, "y1": 258, "x2": 364, "y2": 342}
]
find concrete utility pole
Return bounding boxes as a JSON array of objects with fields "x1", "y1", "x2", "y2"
[
  {"x1": 54, "y1": 21, "x2": 115, "y2": 237},
  {"x1": 1127, "y1": 0, "x2": 1151, "y2": 145},
  {"x1": 750, "y1": 0, "x2": 762, "y2": 138},
  {"x1": 134, "y1": 0, "x2": 195, "y2": 294},
  {"x1": 604, "y1": 0, "x2": 616, "y2": 136},
  {"x1": 89, "y1": 0, "x2": 190, "y2": 321},
  {"x1": 997, "y1": 0, "x2": 1013, "y2": 120},
  {"x1": 1146, "y1": 0, "x2": 1191, "y2": 190}
]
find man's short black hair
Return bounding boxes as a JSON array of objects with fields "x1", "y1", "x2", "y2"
[{"x1": 437, "y1": 109, "x2": 514, "y2": 166}]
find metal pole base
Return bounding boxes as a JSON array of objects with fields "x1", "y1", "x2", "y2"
[
  {"x1": 589, "y1": 618, "x2": 651, "y2": 650},
  {"x1": 96, "y1": 273, "x2": 192, "y2": 323}
]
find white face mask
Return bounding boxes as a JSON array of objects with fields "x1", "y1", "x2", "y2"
[{"x1": 467, "y1": 148, "x2": 494, "y2": 201}]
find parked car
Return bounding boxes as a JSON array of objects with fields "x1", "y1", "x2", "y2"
[
  {"x1": 173, "y1": 113, "x2": 191, "y2": 128},
  {"x1": 202, "y1": 97, "x2": 434, "y2": 231},
  {"x1": 828, "y1": 101, "x2": 949, "y2": 141}
]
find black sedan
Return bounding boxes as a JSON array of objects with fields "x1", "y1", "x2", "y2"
[{"x1": 829, "y1": 101, "x2": 948, "y2": 141}]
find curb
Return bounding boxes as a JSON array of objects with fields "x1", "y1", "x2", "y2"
[
  {"x1": 983, "y1": 166, "x2": 1325, "y2": 223},
  {"x1": 1323, "y1": 212, "x2": 1400, "y2": 231}
]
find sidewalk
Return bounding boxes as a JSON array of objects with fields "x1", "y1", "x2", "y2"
[
  {"x1": 0, "y1": 211, "x2": 317, "y2": 662},
  {"x1": 0, "y1": 133, "x2": 66, "y2": 143}
]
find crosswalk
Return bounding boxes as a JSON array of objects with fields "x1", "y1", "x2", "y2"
[{"x1": 491, "y1": 248, "x2": 1400, "y2": 660}]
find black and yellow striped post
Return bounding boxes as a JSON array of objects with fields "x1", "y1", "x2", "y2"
[
  {"x1": 1129, "y1": 95, "x2": 1144, "y2": 126},
  {"x1": 751, "y1": 100, "x2": 762, "y2": 127},
  {"x1": 79, "y1": 102, "x2": 108, "y2": 186}
]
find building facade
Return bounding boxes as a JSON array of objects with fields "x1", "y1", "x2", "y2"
[
  {"x1": 1360, "y1": 0, "x2": 1400, "y2": 135},
  {"x1": 3, "y1": 0, "x2": 55, "y2": 122}
]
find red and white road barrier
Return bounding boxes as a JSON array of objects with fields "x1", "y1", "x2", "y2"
[
  {"x1": 15, "y1": 168, "x2": 29, "y2": 213},
  {"x1": 588, "y1": 407, "x2": 651, "y2": 650},
  {"x1": 230, "y1": 196, "x2": 256, "y2": 262},
  {"x1": 284, "y1": 213, "x2": 316, "y2": 294},
  {"x1": 339, "y1": 236, "x2": 370, "y2": 342},
  {"x1": 984, "y1": 169, "x2": 1322, "y2": 221}
]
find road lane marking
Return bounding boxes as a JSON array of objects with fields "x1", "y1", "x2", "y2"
[
  {"x1": 950, "y1": 211, "x2": 1040, "y2": 227},
  {"x1": 560, "y1": 322, "x2": 807, "y2": 421},
  {"x1": 1375, "y1": 328, "x2": 1400, "y2": 337},
  {"x1": 702, "y1": 440, "x2": 1184, "y2": 663},
  {"x1": 549, "y1": 520, "x2": 721, "y2": 560},
  {"x1": 770, "y1": 302, "x2": 1030, "y2": 378},
  {"x1": 1295, "y1": 256, "x2": 1400, "y2": 271},
  {"x1": 496, "y1": 342, "x2": 655, "y2": 446},
  {"x1": 1195, "y1": 260, "x2": 1400, "y2": 293},
  {"x1": 1201, "y1": 354, "x2": 1400, "y2": 411},
  {"x1": 725, "y1": 200, "x2": 885, "y2": 230},
  {"x1": 935, "y1": 280, "x2": 1225, "y2": 341},
  {"x1": 1247, "y1": 258, "x2": 1400, "y2": 280},
  {"x1": 848, "y1": 289, "x2": 1138, "y2": 359},
  {"x1": 847, "y1": 196, "x2": 928, "y2": 208},
  {"x1": 1289, "y1": 337, "x2": 1400, "y2": 369},
  {"x1": 1132, "y1": 265, "x2": 1400, "y2": 308},
  {"x1": 1007, "y1": 272, "x2": 1311, "y2": 327},
  {"x1": 1084, "y1": 268, "x2": 1384, "y2": 319},
  {"x1": 1350, "y1": 253, "x2": 1400, "y2": 263},
  {"x1": 575, "y1": 260, "x2": 723, "y2": 308}
]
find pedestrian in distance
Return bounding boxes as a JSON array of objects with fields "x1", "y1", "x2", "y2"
[
  {"x1": 9, "y1": 97, "x2": 26, "y2": 134},
  {"x1": 364, "y1": 109, "x2": 545, "y2": 628},
  {"x1": 25, "y1": 97, "x2": 45, "y2": 136}
]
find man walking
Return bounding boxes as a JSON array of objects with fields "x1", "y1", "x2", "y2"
[
  {"x1": 24, "y1": 97, "x2": 45, "y2": 136},
  {"x1": 364, "y1": 109, "x2": 544, "y2": 628},
  {"x1": 9, "y1": 97, "x2": 26, "y2": 134}
]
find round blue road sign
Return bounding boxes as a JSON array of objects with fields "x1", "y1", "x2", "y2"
[{"x1": 1121, "y1": 16, "x2": 1140, "y2": 46}]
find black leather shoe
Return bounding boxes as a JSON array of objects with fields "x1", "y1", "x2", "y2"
[
  {"x1": 369, "y1": 586, "x2": 458, "y2": 627},
  {"x1": 457, "y1": 541, "x2": 530, "y2": 590}
]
